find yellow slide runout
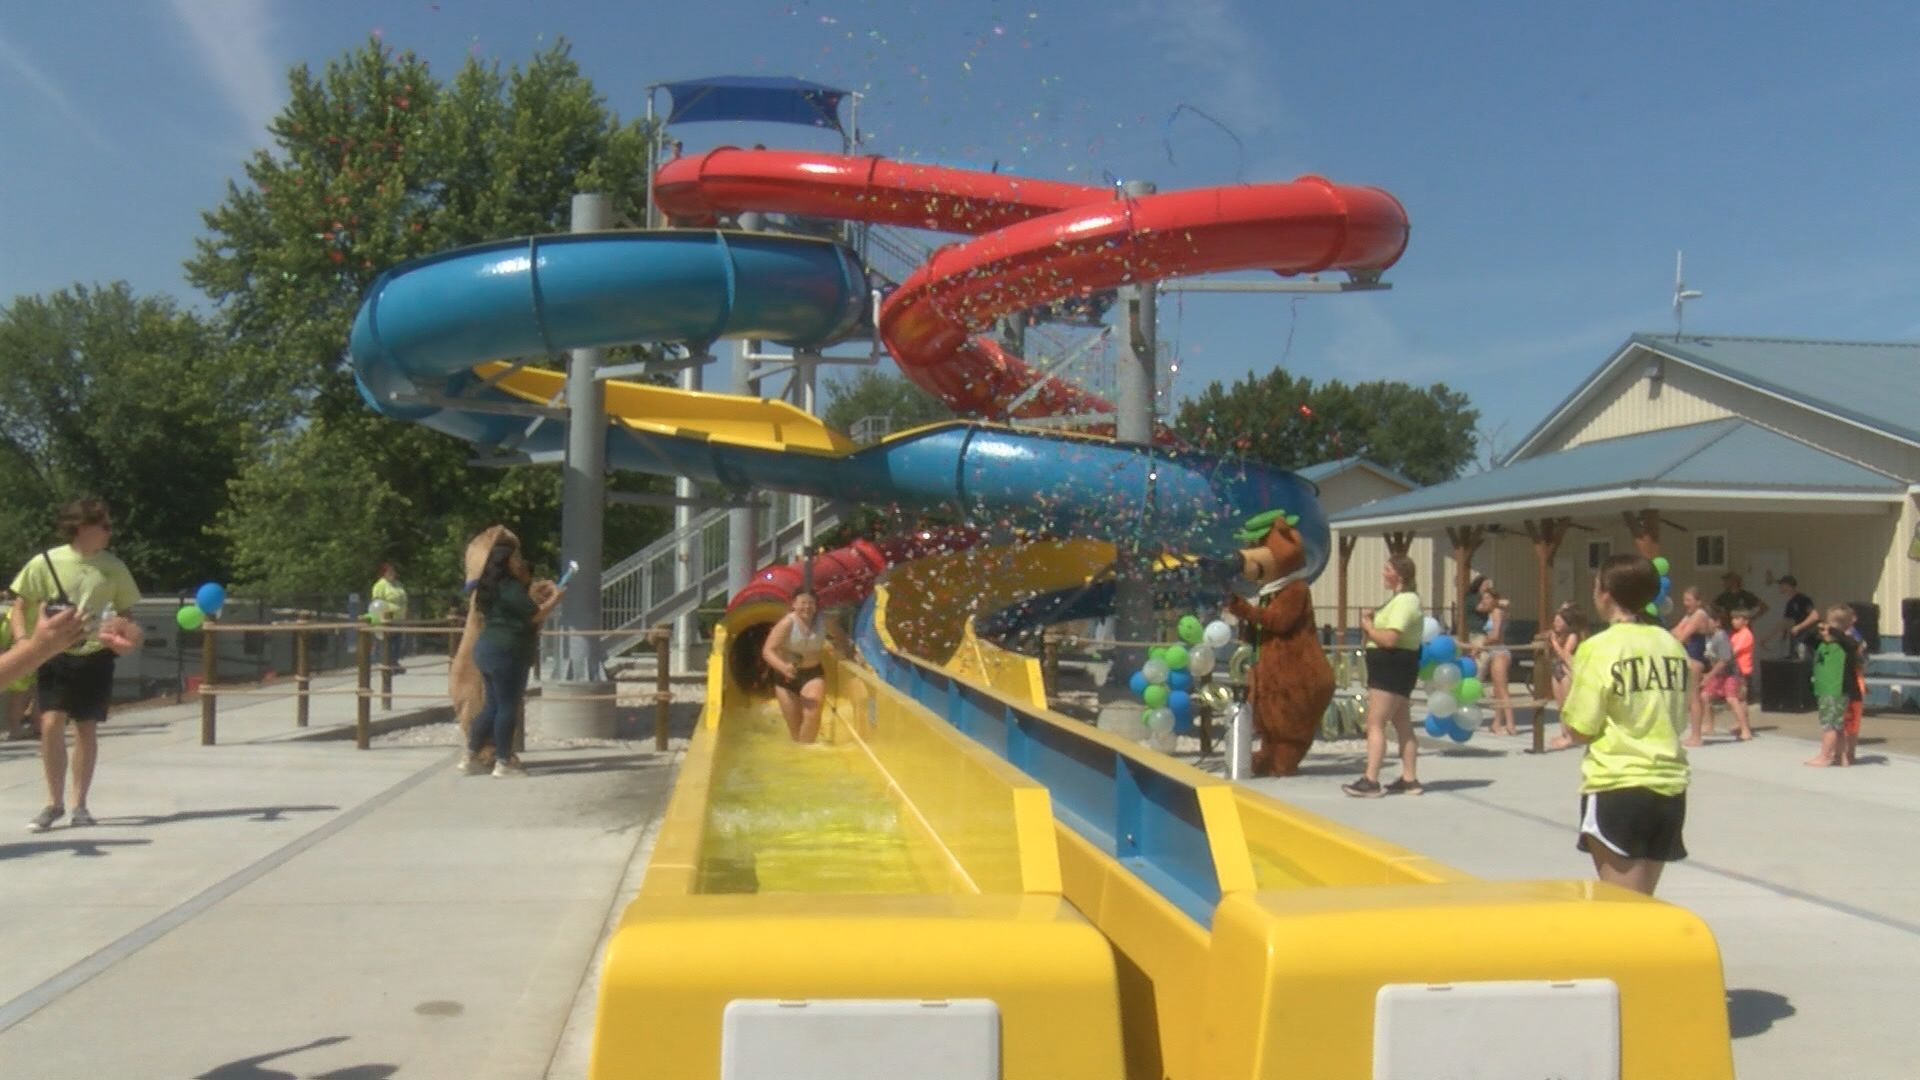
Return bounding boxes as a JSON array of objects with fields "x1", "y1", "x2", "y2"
[
  {"x1": 879, "y1": 577, "x2": 1734, "y2": 1079},
  {"x1": 590, "y1": 616, "x2": 1126, "y2": 1080}
]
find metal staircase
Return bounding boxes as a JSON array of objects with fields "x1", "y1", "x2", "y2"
[{"x1": 598, "y1": 491, "x2": 840, "y2": 660}]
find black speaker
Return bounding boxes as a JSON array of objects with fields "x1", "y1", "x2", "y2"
[
  {"x1": 1850, "y1": 600, "x2": 1881, "y2": 655},
  {"x1": 1759, "y1": 659, "x2": 1814, "y2": 712},
  {"x1": 1903, "y1": 599, "x2": 1920, "y2": 656}
]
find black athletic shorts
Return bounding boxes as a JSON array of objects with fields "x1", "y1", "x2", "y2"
[
  {"x1": 1577, "y1": 788, "x2": 1688, "y2": 862},
  {"x1": 776, "y1": 664, "x2": 824, "y2": 694},
  {"x1": 1365, "y1": 647, "x2": 1421, "y2": 697},
  {"x1": 35, "y1": 650, "x2": 117, "y2": 723}
]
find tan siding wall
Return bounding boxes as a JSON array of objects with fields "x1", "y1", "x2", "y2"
[
  {"x1": 1538, "y1": 351, "x2": 1920, "y2": 480},
  {"x1": 1317, "y1": 469, "x2": 1407, "y2": 514},
  {"x1": 1322, "y1": 532, "x2": 1441, "y2": 633},
  {"x1": 1543, "y1": 360, "x2": 1732, "y2": 453}
]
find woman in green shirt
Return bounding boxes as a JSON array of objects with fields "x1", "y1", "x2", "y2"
[
  {"x1": 1343, "y1": 555, "x2": 1426, "y2": 798},
  {"x1": 458, "y1": 537, "x2": 564, "y2": 777}
]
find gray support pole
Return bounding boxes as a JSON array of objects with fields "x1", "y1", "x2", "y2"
[
  {"x1": 1111, "y1": 178, "x2": 1159, "y2": 686},
  {"x1": 674, "y1": 357, "x2": 703, "y2": 674},
  {"x1": 728, "y1": 339, "x2": 759, "y2": 595},
  {"x1": 799, "y1": 358, "x2": 817, "y2": 548},
  {"x1": 548, "y1": 193, "x2": 615, "y2": 734}
]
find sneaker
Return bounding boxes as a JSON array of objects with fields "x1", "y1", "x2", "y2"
[
  {"x1": 69, "y1": 807, "x2": 98, "y2": 827},
  {"x1": 27, "y1": 805, "x2": 64, "y2": 833},
  {"x1": 457, "y1": 753, "x2": 488, "y2": 776},
  {"x1": 1384, "y1": 778, "x2": 1425, "y2": 796},
  {"x1": 492, "y1": 757, "x2": 527, "y2": 778},
  {"x1": 1341, "y1": 777, "x2": 1385, "y2": 799}
]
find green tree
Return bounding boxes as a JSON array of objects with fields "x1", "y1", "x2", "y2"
[
  {"x1": 822, "y1": 370, "x2": 956, "y2": 442},
  {"x1": 0, "y1": 284, "x2": 273, "y2": 590},
  {"x1": 1173, "y1": 369, "x2": 1478, "y2": 486},
  {"x1": 186, "y1": 38, "x2": 661, "y2": 595}
]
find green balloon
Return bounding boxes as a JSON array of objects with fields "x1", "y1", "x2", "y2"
[
  {"x1": 1164, "y1": 644, "x2": 1190, "y2": 670},
  {"x1": 1652, "y1": 556, "x2": 1670, "y2": 576},
  {"x1": 1419, "y1": 662, "x2": 1437, "y2": 683},
  {"x1": 1457, "y1": 676, "x2": 1484, "y2": 705},
  {"x1": 1148, "y1": 645, "x2": 1168, "y2": 664},
  {"x1": 1143, "y1": 683, "x2": 1170, "y2": 709},
  {"x1": 175, "y1": 606, "x2": 204, "y2": 631},
  {"x1": 1177, "y1": 615, "x2": 1204, "y2": 645}
]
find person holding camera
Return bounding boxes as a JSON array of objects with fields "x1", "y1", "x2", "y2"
[{"x1": 8, "y1": 497, "x2": 144, "y2": 832}]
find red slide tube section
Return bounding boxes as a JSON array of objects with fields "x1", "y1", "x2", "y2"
[
  {"x1": 653, "y1": 148, "x2": 1410, "y2": 420},
  {"x1": 727, "y1": 527, "x2": 983, "y2": 614}
]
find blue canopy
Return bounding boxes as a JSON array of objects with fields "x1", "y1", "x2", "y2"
[{"x1": 658, "y1": 76, "x2": 846, "y2": 133}]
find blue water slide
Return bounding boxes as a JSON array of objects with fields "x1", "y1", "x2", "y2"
[{"x1": 348, "y1": 229, "x2": 1328, "y2": 573}]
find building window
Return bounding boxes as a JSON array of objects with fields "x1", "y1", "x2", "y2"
[
  {"x1": 1695, "y1": 531, "x2": 1727, "y2": 571},
  {"x1": 1587, "y1": 539, "x2": 1611, "y2": 569}
]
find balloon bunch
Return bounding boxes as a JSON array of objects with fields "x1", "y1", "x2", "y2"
[
  {"x1": 175, "y1": 582, "x2": 226, "y2": 631},
  {"x1": 1127, "y1": 614, "x2": 1236, "y2": 740},
  {"x1": 1414, "y1": 616, "x2": 1479, "y2": 742},
  {"x1": 1647, "y1": 556, "x2": 1673, "y2": 617}
]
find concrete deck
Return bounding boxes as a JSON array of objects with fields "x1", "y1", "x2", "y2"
[{"x1": 0, "y1": 659, "x2": 681, "y2": 1080}]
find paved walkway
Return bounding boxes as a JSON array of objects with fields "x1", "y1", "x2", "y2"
[
  {"x1": 1239, "y1": 707, "x2": 1920, "y2": 1080},
  {"x1": 0, "y1": 659, "x2": 680, "y2": 1080}
]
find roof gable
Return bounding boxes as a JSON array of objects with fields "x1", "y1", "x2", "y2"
[
  {"x1": 1297, "y1": 456, "x2": 1418, "y2": 491},
  {"x1": 1507, "y1": 333, "x2": 1920, "y2": 463}
]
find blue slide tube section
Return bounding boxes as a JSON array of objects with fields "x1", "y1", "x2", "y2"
[{"x1": 349, "y1": 229, "x2": 1327, "y2": 573}]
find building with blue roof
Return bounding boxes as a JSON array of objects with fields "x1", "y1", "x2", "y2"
[{"x1": 1330, "y1": 334, "x2": 1919, "y2": 657}]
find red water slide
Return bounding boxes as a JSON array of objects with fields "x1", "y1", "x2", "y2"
[
  {"x1": 726, "y1": 527, "x2": 983, "y2": 613},
  {"x1": 652, "y1": 147, "x2": 1409, "y2": 420}
]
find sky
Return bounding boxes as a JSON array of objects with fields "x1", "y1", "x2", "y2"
[{"x1": 4, "y1": 0, "x2": 1919, "y2": 459}]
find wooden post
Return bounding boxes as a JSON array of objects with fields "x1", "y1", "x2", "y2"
[
  {"x1": 355, "y1": 631, "x2": 372, "y2": 750},
  {"x1": 655, "y1": 626, "x2": 671, "y2": 752},
  {"x1": 199, "y1": 626, "x2": 217, "y2": 746},
  {"x1": 294, "y1": 619, "x2": 311, "y2": 728},
  {"x1": 1622, "y1": 509, "x2": 1661, "y2": 559},
  {"x1": 1335, "y1": 535, "x2": 1357, "y2": 642},
  {"x1": 379, "y1": 635, "x2": 394, "y2": 713},
  {"x1": 1523, "y1": 518, "x2": 1571, "y2": 754},
  {"x1": 1444, "y1": 525, "x2": 1487, "y2": 638}
]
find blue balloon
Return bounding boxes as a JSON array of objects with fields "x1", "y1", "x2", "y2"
[
  {"x1": 1659, "y1": 575, "x2": 1672, "y2": 594},
  {"x1": 1426, "y1": 635, "x2": 1458, "y2": 663},
  {"x1": 1456, "y1": 656, "x2": 1477, "y2": 679},
  {"x1": 1129, "y1": 671, "x2": 1149, "y2": 697},
  {"x1": 196, "y1": 582, "x2": 226, "y2": 616},
  {"x1": 1423, "y1": 715, "x2": 1447, "y2": 737},
  {"x1": 1172, "y1": 708, "x2": 1196, "y2": 735},
  {"x1": 1168, "y1": 669, "x2": 1193, "y2": 692},
  {"x1": 1448, "y1": 721, "x2": 1474, "y2": 743},
  {"x1": 1167, "y1": 688, "x2": 1191, "y2": 713}
]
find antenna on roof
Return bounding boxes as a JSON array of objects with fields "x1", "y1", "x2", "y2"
[{"x1": 1673, "y1": 250, "x2": 1704, "y2": 340}]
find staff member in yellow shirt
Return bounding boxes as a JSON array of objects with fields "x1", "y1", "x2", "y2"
[
  {"x1": 371, "y1": 562, "x2": 409, "y2": 673},
  {"x1": 9, "y1": 498, "x2": 144, "y2": 833},
  {"x1": 1343, "y1": 555, "x2": 1426, "y2": 798},
  {"x1": 1561, "y1": 554, "x2": 1692, "y2": 896}
]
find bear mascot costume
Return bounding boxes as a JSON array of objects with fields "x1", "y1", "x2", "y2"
[
  {"x1": 451, "y1": 525, "x2": 557, "y2": 763},
  {"x1": 1222, "y1": 509, "x2": 1335, "y2": 777}
]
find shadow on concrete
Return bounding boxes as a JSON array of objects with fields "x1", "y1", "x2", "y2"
[
  {"x1": 100, "y1": 805, "x2": 338, "y2": 827},
  {"x1": 1726, "y1": 987, "x2": 1796, "y2": 1038},
  {"x1": 1419, "y1": 778, "x2": 1495, "y2": 793},
  {"x1": 1849, "y1": 754, "x2": 1890, "y2": 766},
  {"x1": 0, "y1": 838, "x2": 153, "y2": 861},
  {"x1": 1435, "y1": 745, "x2": 1506, "y2": 758},
  {"x1": 195, "y1": 1034, "x2": 397, "y2": 1080},
  {"x1": 533, "y1": 753, "x2": 668, "y2": 776}
]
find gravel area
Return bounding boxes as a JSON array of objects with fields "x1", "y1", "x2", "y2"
[{"x1": 372, "y1": 675, "x2": 707, "y2": 751}]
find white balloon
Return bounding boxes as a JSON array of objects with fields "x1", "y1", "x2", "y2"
[
  {"x1": 1454, "y1": 704, "x2": 1483, "y2": 731},
  {"x1": 1143, "y1": 659, "x2": 1171, "y2": 684},
  {"x1": 1427, "y1": 690, "x2": 1458, "y2": 719},
  {"x1": 1422, "y1": 615, "x2": 1443, "y2": 643},
  {"x1": 1203, "y1": 620, "x2": 1234, "y2": 649},
  {"x1": 1430, "y1": 662, "x2": 1462, "y2": 691},
  {"x1": 1186, "y1": 646, "x2": 1216, "y2": 678},
  {"x1": 1145, "y1": 707, "x2": 1176, "y2": 733}
]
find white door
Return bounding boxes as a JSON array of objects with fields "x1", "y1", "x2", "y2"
[{"x1": 1745, "y1": 547, "x2": 1792, "y2": 659}]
